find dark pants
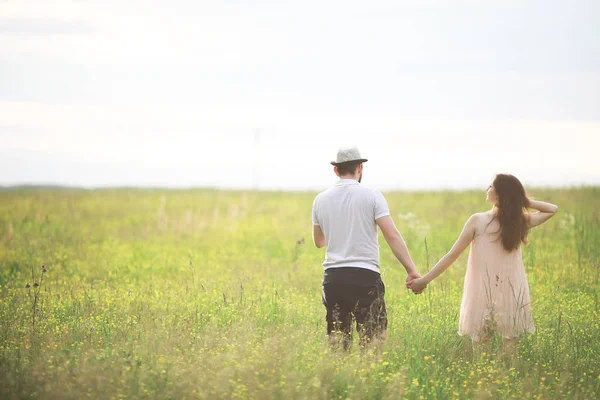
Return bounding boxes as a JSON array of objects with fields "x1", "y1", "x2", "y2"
[{"x1": 321, "y1": 268, "x2": 387, "y2": 350}]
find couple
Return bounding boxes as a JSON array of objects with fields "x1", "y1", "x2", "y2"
[{"x1": 311, "y1": 146, "x2": 558, "y2": 351}]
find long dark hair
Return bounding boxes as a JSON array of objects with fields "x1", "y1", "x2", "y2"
[{"x1": 492, "y1": 174, "x2": 530, "y2": 252}]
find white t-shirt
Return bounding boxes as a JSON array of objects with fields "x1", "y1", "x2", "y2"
[{"x1": 312, "y1": 179, "x2": 391, "y2": 273}]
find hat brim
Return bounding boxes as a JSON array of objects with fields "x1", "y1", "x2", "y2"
[{"x1": 330, "y1": 159, "x2": 368, "y2": 166}]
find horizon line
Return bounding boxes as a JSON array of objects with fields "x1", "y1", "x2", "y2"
[{"x1": 1, "y1": 182, "x2": 598, "y2": 194}]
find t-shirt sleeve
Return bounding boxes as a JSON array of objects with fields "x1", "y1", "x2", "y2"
[
  {"x1": 373, "y1": 190, "x2": 391, "y2": 220},
  {"x1": 312, "y1": 196, "x2": 320, "y2": 226}
]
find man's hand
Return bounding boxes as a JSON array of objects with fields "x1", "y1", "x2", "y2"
[
  {"x1": 408, "y1": 277, "x2": 428, "y2": 294},
  {"x1": 405, "y1": 271, "x2": 422, "y2": 289}
]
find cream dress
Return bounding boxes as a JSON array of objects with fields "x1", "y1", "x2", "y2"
[{"x1": 458, "y1": 212, "x2": 535, "y2": 342}]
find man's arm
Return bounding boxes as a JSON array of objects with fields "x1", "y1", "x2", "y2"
[
  {"x1": 376, "y1": 215, "x2": 420, "y2": 282},
  {"x1": 313, "y1": 225, "x2": 326, "y2": 248},
  {"x1": 311, "y1": 195, "x2": 325, "y2": 248}
]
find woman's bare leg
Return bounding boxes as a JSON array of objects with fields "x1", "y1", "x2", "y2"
[
  {"x1": 472, "y1": 336, "x2": 492, "y2": 361},
  {"x1": 501, "y1": 337, "x2": 520, "y2": 366}
]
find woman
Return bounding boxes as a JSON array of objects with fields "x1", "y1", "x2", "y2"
[{"x1": 409, "y1": 174, "x2": 558, "y2": 346}]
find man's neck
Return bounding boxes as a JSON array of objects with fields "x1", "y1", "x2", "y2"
[{"x1": 339, "y1": 175, "x2": 359, "y2": 181}]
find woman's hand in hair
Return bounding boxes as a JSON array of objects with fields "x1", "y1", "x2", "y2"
[{"x1": 527, "y1": 199, "x2": 558, "y2": 228}]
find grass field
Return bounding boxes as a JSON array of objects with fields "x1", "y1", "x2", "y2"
[{"x1": 0, "y1": 187, "x2": 599, "y2": 399}]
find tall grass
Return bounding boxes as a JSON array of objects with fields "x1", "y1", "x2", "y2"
[{"x1": 0, "y1": 187, "x2": 598, "y2": 399}]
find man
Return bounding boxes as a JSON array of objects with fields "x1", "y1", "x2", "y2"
[{"x1": 312, "y1": 146, "x2": 425, "y2": 350}]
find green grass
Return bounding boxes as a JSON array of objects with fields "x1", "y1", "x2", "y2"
[{"x1": 0, "y1": 187, "x2": 599, "y2": 399}]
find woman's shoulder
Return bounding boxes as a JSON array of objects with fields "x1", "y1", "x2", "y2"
[
  {"x1": 468, "y1": 211, "x2": 493, "y2": 223},
  {"x1": 468, "y1": 212, "x2": 496, "y2": 236}
]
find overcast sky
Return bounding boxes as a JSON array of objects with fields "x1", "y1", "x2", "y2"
[{"x1": 1, "y1": 0, "x2": 599, "y2": 190}]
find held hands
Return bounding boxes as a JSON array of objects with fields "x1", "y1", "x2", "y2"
[
  {"x1": 405, "y1": 271, "x2": 427, "y2": 295},
  {"x1": 407, "y1": 277, "x2": 428, "y2": 294}
]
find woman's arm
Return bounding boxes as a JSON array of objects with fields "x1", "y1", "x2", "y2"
[
  {"x1": 527, "y1": 199, "x2": 558, "y2": 228},
  {"x1": 409, "y1": 214, "x2": 478, "y2": 293}
]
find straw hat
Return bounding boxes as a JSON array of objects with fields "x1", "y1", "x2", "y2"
[{"x1": 330, "y1": 146, "x2": 368, "y2": 166}]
